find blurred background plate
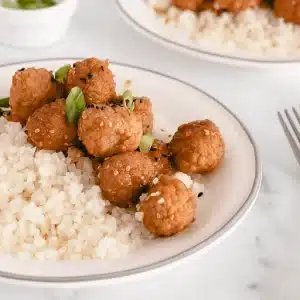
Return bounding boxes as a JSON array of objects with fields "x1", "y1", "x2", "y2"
[{"x1": 115, "y1": 0, "x2": 300, "y2": 68}]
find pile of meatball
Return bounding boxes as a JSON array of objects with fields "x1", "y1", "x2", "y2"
[
  {"x1": 172, "y1": 0, "x2": 300, "y2": 25},
  {"x1": 6, "y1": 57, "x2": 225, "y2": 237}
]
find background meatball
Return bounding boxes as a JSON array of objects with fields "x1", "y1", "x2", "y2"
[
  {"x1": 214, "y1": 0, "x2": 260, "y2": 12},
  {"x1": 66, "y1": 57, "x2": 116, "y2": 104},
  {"x1": 26, "y1": 99, "x2": 77, "y2": 151},
  {"x1": 169, "y1": 120, "x2": 225, "y2": 174},
  {"x1": 134, "y1": 97, "x2": 153, "y2": 134},
  {"x1": 10, "y1": 68, "x2": 56, "y2": 124},
  {"x1": 78, "y1": 105, "x2": 143, "y2": 157},
  {"x1": 172, "y1": 0, "x2": 204, "y2": 11},
  {"x1": 274, "y1": 0, "x2": 300, "y2": 25},
  {"x1": 99, "y1": 152, "x2": 156, "y2": 207},
  {"x1": 140, "y1": 175, "x2": 196, "y2": 236},
  {"x1": 148, "y1": 140, "x2": 173, "y2": 176}
]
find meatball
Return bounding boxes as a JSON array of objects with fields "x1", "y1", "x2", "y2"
[
  {"x1": 148, "y1": 140, "x2": 173, "y2": 176},
  {"x1": 140, "y1": 175, "x2": 196, "y2": 236},
  {"x1": 10, "y1": 68, "x2": 56, "y2": 124},
  {"x1": 65, "y1": 57, "x2": 116, "y2": 104},
  {"x1": 78, "y1": 105, "x2": 143, "y2": 157},
  {"x1": 134, "y1": 97, "x2": 153, "y2": 134},
  {"x1": 169, "y1": 120, "x2": 225, "y2": 174},
  {"x1": 26, "y1": 99, "x2": 77, "y2": 151},
  {"x1": 98, "y1": 152, "x2": 156, "y2": 208},
  {"x1": 213, "y1": 0, "x2": 261, "y2": 12},
  {"x1": 274, "y1": 0, "x2": 300, "y2": 25},
  {"x1": 172, "y1": 0, "x2": 204, "y2": 11}
]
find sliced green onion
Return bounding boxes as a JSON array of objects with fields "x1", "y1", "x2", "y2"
[
  {"x1": 55, "y1": 64, "x2": 71, "y2": 84},
  {"x1": 122, "y1": 90, "x2": 135, "y2": 112},
  {"x1": 0, "y1": 97, "x2": 10, "y2": 108},
  {"x1": 139, "y1": 133, "x2": 155, "y2": 153},
  {"x1": 66, "y1": 87, "x2": 86, "y2": 124}
]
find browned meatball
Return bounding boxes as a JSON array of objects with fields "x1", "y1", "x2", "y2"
[
  {"x1": 134, "y1": 97, "x2": 153, "y2": 134},
  {"x1": 213, "y1": 0, "x2": 260, "y2": 12},
  {"x1": 26, "y1": 99, "x2": 77, "y2": 151},
  {"x1": 78, "y1": 105, "x2": 143, "y2": 158},
  {"x1": 274, "y1": 0, "x2": 300, "y2": 25},
  {"x1": 65, "y1": 58, "x2": 116, "y2": 104},
  {"x1": 169, "y1": 120, "x2": 225, "y2": 174},
  {"x1": 148, "y1": 140, "x2": 173, "y2": 176},
  {"x1": 140, "y1": 175, "x2": 196, "y2": 237},
  {"x1": 98, "y1": 152, "x2": 156, "y2": 207},
  {"x1": 172, "y1": 0, "x2": 204, "y2": 11},
  {"x1": 10, "y1": 68, "x2": 56, "y2": 125}
]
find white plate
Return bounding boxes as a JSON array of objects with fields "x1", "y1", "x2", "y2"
[
  {"x1": 115, "y1": 0, "x2": 300, "y2": 68},
  {"x1": 0, "y1": 59, "x2": 261, "y2": 287}
]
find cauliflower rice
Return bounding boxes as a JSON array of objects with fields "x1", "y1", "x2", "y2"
[
  {"x1": 0, "y1": 117, "x2": 204, "y2": 261},
  {"x1": 149, "y1": 0, "x2": 300, "y2": 57},
  {"x1": 0, "y1": 117, "x2": 152, "y2": 261}
]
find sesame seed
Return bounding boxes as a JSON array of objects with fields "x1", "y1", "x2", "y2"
[
  {"x1": 153, "y1": 177, "x2": 159, "y2": 185},
  {"x1": 204, "y1": 129, "x2": 210, "y2": 136},
  {"x1": 156, "y1": 213, "x2": 161, "y2": 219},
  {"x1": 198, "y1": 192, "x2": 203, "y2": 198},
  {"x1": 114, "y1": 170, "x2": 119, "y2": 175},
  {"x1": 100, "y1": 121, "x2": 104, "y2": 126},
  {"x1": 18, "y1": 68, "x2": 25, "y2": 71},
  {"x1": 157, "y1": 198, "x2": 165, "y2": 204},
  {"x1": 168, "y1": 134, "x2": 172, "y2": 138},
  {"x1": 125, "y1": 166, "x2": 131, "y2": 171},
  {"x1": 108, "y1": 122, "x2": 112, "y2": 128},
  {"x1": 88, "y1": 73, "x2": 93, "y2": 79},
  {"x1": 34, "y1": 128, "x2": 40, "y2": 133},
  {"x1": 82, "y1": 114, "x2": 87, "y2": 120},
  {"x1": 150, "y1": 191, "x2": 161, "y2": 197},
  {"x1": 49, "y1": 129, "x2": 55, "y2": 134}
]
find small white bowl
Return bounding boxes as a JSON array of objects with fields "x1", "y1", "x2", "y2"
[{"x1": 0, "y1": 0, "x2": 78, "y2": 48}]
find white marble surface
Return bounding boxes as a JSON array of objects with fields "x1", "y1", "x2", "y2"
[{"x1": 0, "y1": 0, "x2": 300, "y2": 299}]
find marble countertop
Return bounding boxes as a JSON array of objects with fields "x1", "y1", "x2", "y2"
[{"x1": 0, "y1": 0, "x2": 300, "y2": 299}]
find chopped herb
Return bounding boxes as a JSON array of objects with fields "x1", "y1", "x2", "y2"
[
  {"x1": 0, "y1": 97, "x2": 10, "y2": 108},
  {"x1": 66, "y1": 87, "x2": 86, "y2": 124},
  {"x1": 139, "y1": 133, "x2": 155, "y2": 153},
  {"x1": 122, "y1": 90, "x2": 135, "y2": 112},
  {"x1": 55, "y1": 64, "x2": 71, "y2": 84}
]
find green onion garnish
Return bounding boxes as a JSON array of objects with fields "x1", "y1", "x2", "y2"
[
  {"x1": 0, "y1": 97, "x2": 10, "y2": 108},
  {"x1": 139, "y1": 133, "x2": 155, "y2": 153},
  {"x1": 55, "y1": 64, "x2": 71, "y2": 84},
  {"x1": 66, "y1": 87, "x2": 86, "y2": 125},
  {"x1": 122, "y1": 90, "x2": 135, "y2": 112}
]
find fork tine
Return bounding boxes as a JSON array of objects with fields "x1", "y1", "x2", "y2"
[
  {"x1": 284, "y1": 109, "x2": 300, "y2": 143},
  {"x1": 278, "y1": 111, "x2": 300, "y2": 166},
  {"x1": 292, "y1": 107, "x2": 300, "y2": 124}
]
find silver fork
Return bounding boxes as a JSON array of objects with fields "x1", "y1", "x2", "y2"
[{"x1": 278, "y1": 107, "x2": 300, "y2": 166}]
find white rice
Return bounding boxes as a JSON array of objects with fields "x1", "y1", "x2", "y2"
[
  {"x1": 0, "y1": 117, "x2": 152, "y2": 261},
  {"x1": 150, "y1": 0, "x2": 300, "y2": 57}
]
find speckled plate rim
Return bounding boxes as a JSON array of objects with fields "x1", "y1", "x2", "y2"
[
  {"x1": 0, "y1": 58, "x2": 262, "y2": 285},
  {"x1": 115, "y1": 0, "x2": 300, "y2": 68}
]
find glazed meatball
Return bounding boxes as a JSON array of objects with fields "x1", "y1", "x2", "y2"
[
  {"x1": 26, "y1": 99, "x2": 77, "y2": 151},
  {"x1": 140, "y1": 175, "x2": 196, "y2": 236},
  {"x1": 214, "y1": 0, "x2": 260, "y2": 12},
  {"x1": 172, "y1": 0, "x2": 204, "y2": 11},
  {"x1": 134, "y1": 97, "x2": 153, "y2": 134},
  {"x1": 148, "y1": 140, "x2": 173, "y2": 176},
  {"x1": 169, "y1": 120, "x2": 225, "y2": 174},
  {"x1": 98, "y1": 152, "x2": 156, "y2": 207},
  {"x1": 78, "y1": 105, "x2": 143, "y2": 157},
  {"x1": 274, "y1": 0, "x2": 300, "y2": 25},
  {"x1": 10, "y1": 68, "x2": 56, "y2": 124},
  {"x1": 65, "y1": 57, "x2": 116, "y2": 104}
]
